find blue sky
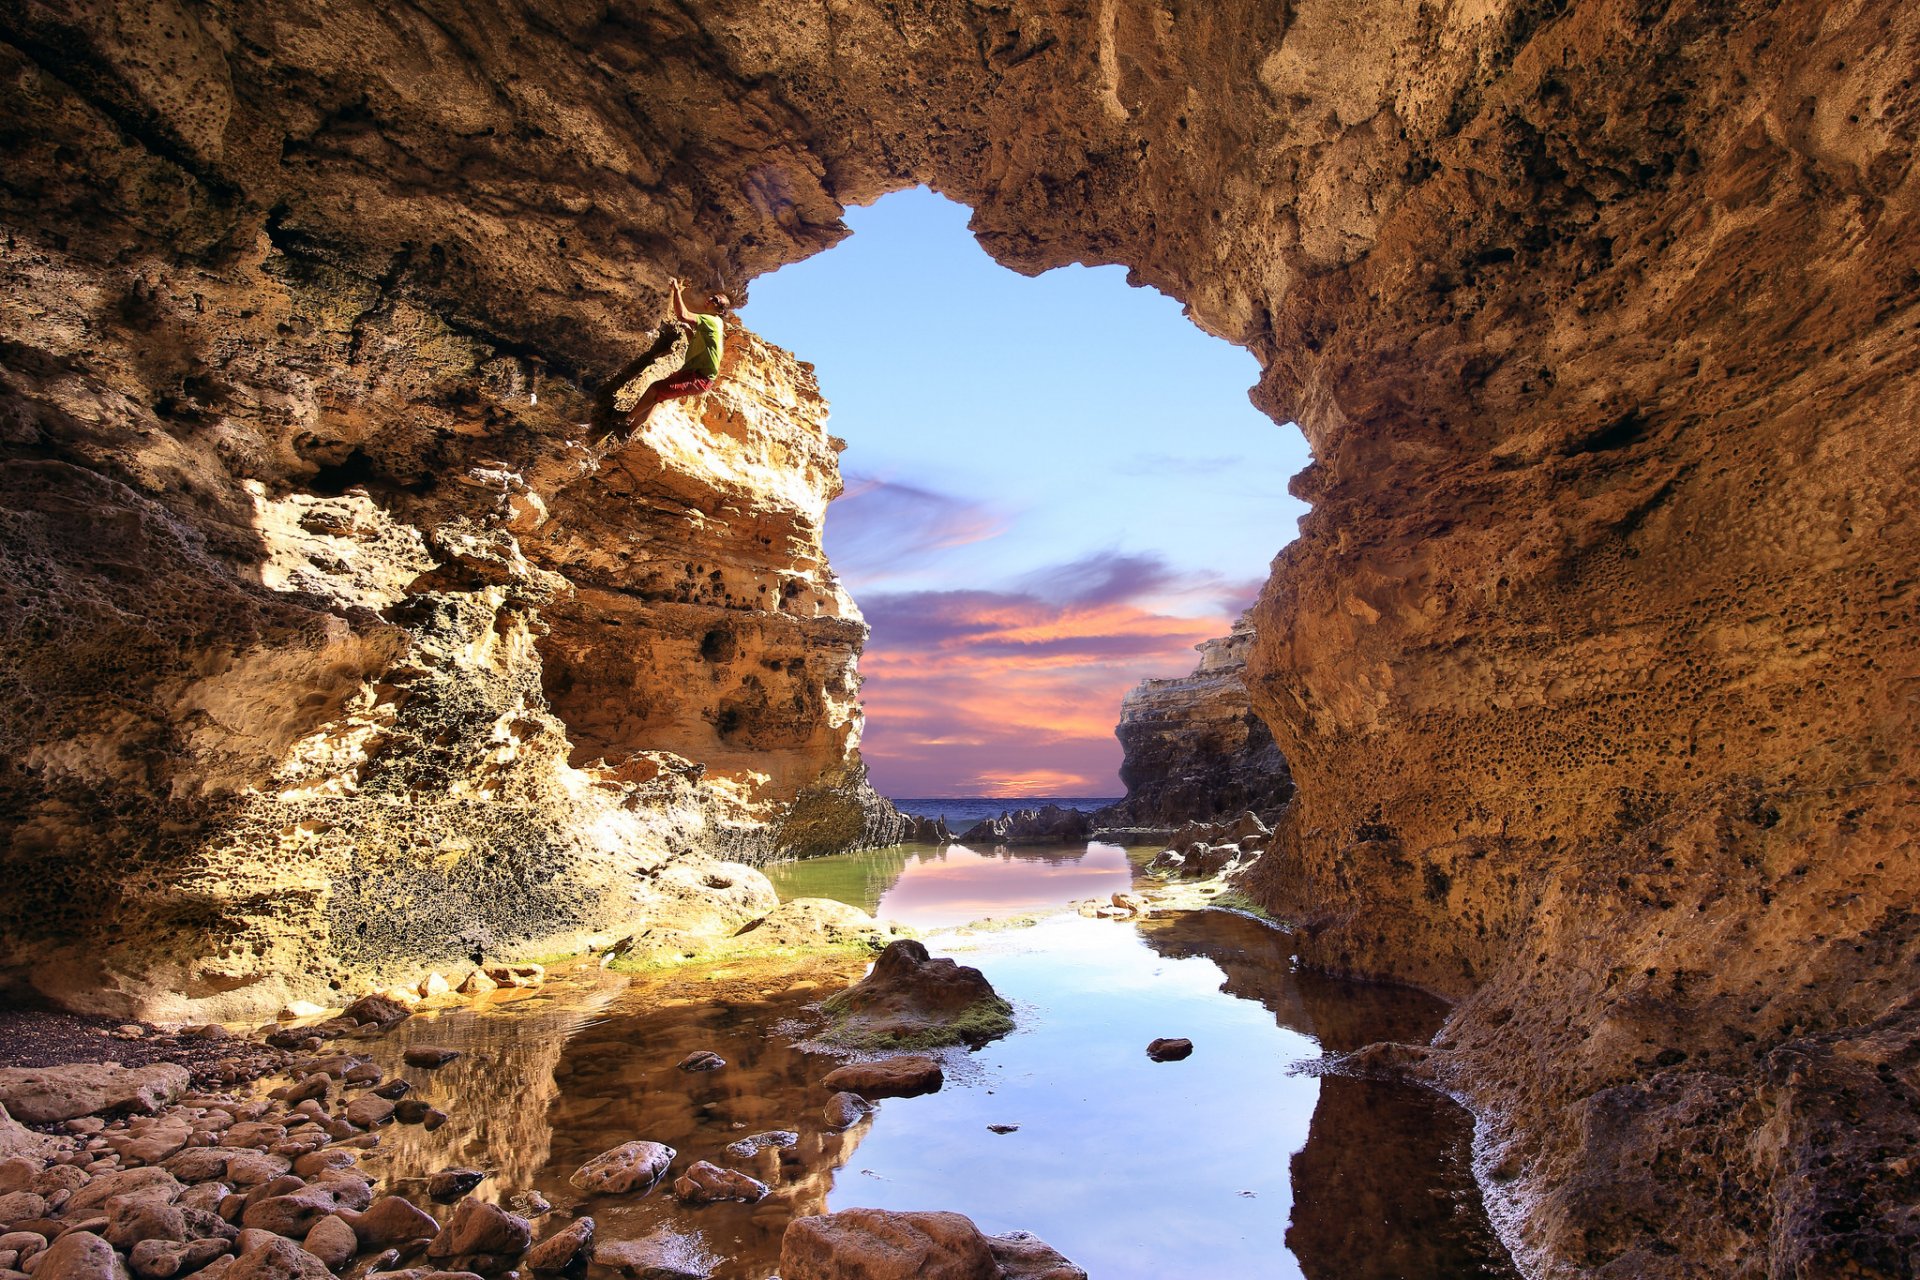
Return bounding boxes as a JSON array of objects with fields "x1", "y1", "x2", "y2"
[{"x1": 740, "y1": 188, "x2": 1310, "y2": 796}]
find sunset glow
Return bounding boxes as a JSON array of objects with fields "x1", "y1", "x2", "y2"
[{"x1": 740, "y1": 189, "x2": 1309, "y2": 797}]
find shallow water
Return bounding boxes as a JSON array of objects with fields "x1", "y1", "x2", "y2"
[
  {"x1": 355, "y1": 847, "x2": 1516, "y2": 1280},
  {"x1": 763, "y1": 839, "x2": 1145, "y2": 929}
]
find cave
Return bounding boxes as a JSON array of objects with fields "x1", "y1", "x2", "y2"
[{"x1": 0, "y1": 2, "x2": 1915, "y2": 1276}]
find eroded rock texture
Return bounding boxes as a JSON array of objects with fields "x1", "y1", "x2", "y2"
[
  {"x1": 1093, "y1": 613, "x2": 1293, "y2": 830},
  {"x1": 1, "y1": 1, "x2": 1915, "y2": 1274}
]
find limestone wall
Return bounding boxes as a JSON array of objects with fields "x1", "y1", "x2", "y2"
[{"x1": 1, "y1": 1, "x2": 1915, "y2": 1272}]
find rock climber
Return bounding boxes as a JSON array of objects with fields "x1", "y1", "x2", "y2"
[{"x1": 617, "y1": 276, "x2": 730, "y2": 432}]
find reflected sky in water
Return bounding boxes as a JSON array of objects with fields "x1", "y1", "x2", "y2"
[
  {"x1": 764, "y1": 840, "x2": 1141, "y2": 929},
  {"x1": 351, "y1": 850, "x2": 1515, "y2": 1280}
]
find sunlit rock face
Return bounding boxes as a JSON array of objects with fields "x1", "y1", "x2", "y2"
[
  {"x1": 1, "y1": 0, "x2": 1916, "y2": 1273},
  {"x1": 1095, "y1": 614, "x2": 1293, "y2": 829}
]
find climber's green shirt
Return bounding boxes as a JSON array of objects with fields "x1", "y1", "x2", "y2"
[{"x1": 685, "y1": 313, "x2": 725, "y2": 378}]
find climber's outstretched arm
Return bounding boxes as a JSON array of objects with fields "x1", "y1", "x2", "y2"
[{"x1": 668, "y1": 276, "x2": 695, "y2": 325}]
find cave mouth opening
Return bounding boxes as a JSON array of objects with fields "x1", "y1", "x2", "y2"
[{"x1": 737, "y1": 187, "x2": 1312, "y2": 805}]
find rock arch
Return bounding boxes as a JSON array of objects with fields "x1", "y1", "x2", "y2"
[{"x1": 1, "y1": 1, "x2": 1916, "y2": 1273}]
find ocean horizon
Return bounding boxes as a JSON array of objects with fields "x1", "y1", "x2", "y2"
[{"x1": 889, "y1": 795, "x2": 1123, "y2": 826}]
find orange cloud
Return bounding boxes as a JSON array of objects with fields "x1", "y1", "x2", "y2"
[{"x1": 853, "y1": 554, "x2": 1252, "y2": 797}]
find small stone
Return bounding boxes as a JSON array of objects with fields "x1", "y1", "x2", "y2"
[
  {"x1": 987, "y1": 1124, "x2": 1020, "y2": 1134},
  {"x1": 389, "y1": 1103, "x2": 443, "y2": 1130},
  {"x1": 670, "y1": 1162, "x2": 766, "y2": 1205},
  {"x1": 424, "y1": 1172, "x2": 482, "y2": 1205},
  {"x1": 721, "y1": 1132, "x2": 797, "y2": 1161},
  {"x1": 225, "y1": 1237, "x2": 331, "y2": 1280},
  {"x1": 454, "y1": 973, "x2": 495, "y2": 997},
  {"x1": 566, "y1": 1143, "x2": 673, "y2": 1196},
  {"x1": 821, "y1": 1093, "x2": 874, "y2": 1130},
  {"x1": 104, "y1": 1199, "x2": 186, "y2": 1249},
  {"x1": 674, "y1": 1052, "x2": 724, "y2": 1073},
  {"x1": 341, "y1": 1199, "x2": 437, "y2": 1249},
  {"x1": 30, "y1": 1233, "x2": 123, "y2": 1280},
  {"x1": 0, "y1": 1192, "x2": 47, "y2": 1223},
  {"x1": 128, "y1": 1241, "x2": 190, "y2": 1280},
  {"x1": 367, "y1": 1084, "x2": 409, "y2": 1103},
  {"x1": 341, "y1": 1099, "x2": 391, "y2": 1130},
  {"x1": 278, "y1": 1005, "x2": 327, "y2": 1022},
  {"x1": 111, "y1": 1027, "x2": 146, "y2": 1041},
  {"x1": 819, "y1": 1057, "x2": 943, "y2": 1099},
  {"x1": 1146, "y1": 1038, "x2": 1193, "y2": 1062},
  {"x1": 400, "y1": 1050, "x2": 459, "y2": 1071},
  {"x1": 339, "y1": 997, "x2": 410, "y2": 1032},
  {"x1": 0, "y1": 1236, "x2": 46, "y2": 1264},
  {"x1": 425, "y1": 1201, "x2": 528, "y2": 1260},
  {"x1": 522, "y1": 1219, "x2": 591, "y2": 1274},
  {"x1": 302, "y1": 1217, "x2": 356, "y2": 1270}
]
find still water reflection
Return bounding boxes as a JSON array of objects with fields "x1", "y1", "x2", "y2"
[
  {"x1": 355, "y1": 847, "x2": 1515, "y2": 1279},
  {"x1": 763, "y1": 839, "x2": 1142, "y2": 929}
]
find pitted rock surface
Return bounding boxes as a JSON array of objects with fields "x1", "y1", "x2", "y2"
[{"x1": 0, "y1": 2, "x2": 1914, "y2": 1274}]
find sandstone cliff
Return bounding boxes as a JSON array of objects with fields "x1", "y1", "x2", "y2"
[
  {"x1": 1, "y1": 1, "x2": 1914, "y2": 1274},
  {"x1": 0, "y1": 148, "x2": 901, "y2": 1018},
  {"x1": 1094, "y1": 613, "x2": 1293, "y2": 830}
]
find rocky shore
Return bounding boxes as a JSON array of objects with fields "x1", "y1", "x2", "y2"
[{"x1": 0, "y1": 942, "x2": 1080, "y2": 1280}]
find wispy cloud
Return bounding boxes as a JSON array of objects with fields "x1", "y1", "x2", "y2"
[
  {"x1": 1110, "y1": 452, "x2": 1246, "y2": 477},
  {"x1": 826, "y1": 474, "x2": 1009, "y2": 586},
  {"x1": 854, "y1": 551, "x2": 1243, "y2": 796}
]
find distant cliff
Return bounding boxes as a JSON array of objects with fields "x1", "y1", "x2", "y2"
[{"x1": 1095, "y1": 615, "x2": 1293, "y2": 830}]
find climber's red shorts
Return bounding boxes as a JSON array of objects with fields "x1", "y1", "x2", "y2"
[{"x1": 655, "y1": 369, "x2": 715, "y2": 400}]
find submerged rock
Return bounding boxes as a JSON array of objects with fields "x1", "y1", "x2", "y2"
[
  {"x1": 567, "y1": 1143, "x2": 673, "y2": 1196},
  {"x1": 670, "y1": 1162, "x2": 767, "y2": 1205},
  {"x1": 1146, "y1": 1038, "x2": 1194, "y2": 1062},
  {"x1": 818, "y1": 940, "x2": 1012, "y2": 1051}
]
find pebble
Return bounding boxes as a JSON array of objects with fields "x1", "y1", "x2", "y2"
[
  {"x1": 400, "y1": 1049, "x2": 459, "y2": 1071},
  {"x1": 29, "y1": 1233, "x2": 119, "y2": 1280},
  {"x1": 566, "y1": 1143, "x2": 673, "y2": 1196},
  {"x1": 819, "y1": 1057, "x2": 943, "y2": 1098},
  {"x1": 424, "y1": 1171, "x2": 483, "y2": 1204},
  {"x1": 1146, "y1": 1037, "x2": 1194, "y2": 1062},
  {"x1": 674, "y1": 1052, "x2": 724, "y2": 1073},
  {"x1": 522, "y1": 1217, "x2": 592, "y2": 1274},
  {"x1": 302, "y1": 1216, "x2": 357, "y2": 1269},
  {"x1": 425, "y1": 1200, "x2": 529, "y2": 1259},
  {"x1": 342, "y1": 1098, "x2": 393, "y2": 1130},
  {"x1": 722, "y1": 1132, "x2": 797, "y2": 1160},
  {"x1": 342, "y1": 1197, "x2": 438, "y2": 1248},
  {"x1": 821, "y1": 1093, "x2": 875, "y2": 1130},
  {"x1": 670, "y1": 1162, "x2": 767, "y2": 1205}
]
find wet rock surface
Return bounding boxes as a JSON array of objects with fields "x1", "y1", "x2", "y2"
[
  {"x1": 817, "y1": 1059, "x2": 944, "y2": 1101},
  {"x1": 817, "y1": 942, "x2": 1012, "y2": 1051},
  {"x1": 567, "y1": 1144, "x2": 674, "y2": 1197},
  {"x1": 778, "y1": 1209, "x2": 1085, "y2": 1280},
  {"x1": 0, "y1": 0, "x2": 1911, "y2": 1270}
]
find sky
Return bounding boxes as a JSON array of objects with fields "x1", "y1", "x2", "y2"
[{"x1": 739, "y1": 188, "x2": 1310, "y2": 798}]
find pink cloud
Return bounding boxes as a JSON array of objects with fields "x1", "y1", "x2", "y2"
[{"x1": 854, "y1": 554, "x2": 1256, "y2": 796}]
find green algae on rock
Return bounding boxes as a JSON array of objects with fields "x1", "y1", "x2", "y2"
[{"x1": 817, "y1": 940, "x2": 1014, "y2": 1051}]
